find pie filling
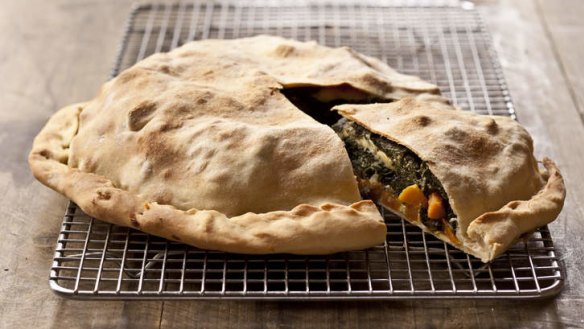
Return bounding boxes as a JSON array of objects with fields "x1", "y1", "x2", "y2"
[{"x1": 332, "y1": 118, "x2": 460, "y2": 245}]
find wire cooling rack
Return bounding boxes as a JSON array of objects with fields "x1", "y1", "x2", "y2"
[{"x1": 49, "y1": 1, "x2": 564, "y2": 299}]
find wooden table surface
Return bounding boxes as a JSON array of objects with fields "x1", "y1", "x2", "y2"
[{"x1": 1, "y1": 0, "x2": 583, "y2": 328}]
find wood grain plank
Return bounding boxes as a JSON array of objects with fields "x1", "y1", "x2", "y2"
[
  {"x1": 160, "y1": 299, "x2": 574, "y2": 329},
  {"x1": 536, "y1": 0, "x2": 584, "y2": 121},
  {"x1": 0, "y1": 1, "x2": 163, "y2": 328}
]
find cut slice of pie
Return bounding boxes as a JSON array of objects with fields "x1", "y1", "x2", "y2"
[{"x1": 333, "y1": 97, "x2": 565, "y2": 262}]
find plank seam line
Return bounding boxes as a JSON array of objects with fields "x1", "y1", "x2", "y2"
[{"x1": 158, "y1": 301, "x2": 164, "y2": 329}]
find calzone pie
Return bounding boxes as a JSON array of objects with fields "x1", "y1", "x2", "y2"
[{"x1": 29, "y1": 35, "x2": 565, "y2": 262}]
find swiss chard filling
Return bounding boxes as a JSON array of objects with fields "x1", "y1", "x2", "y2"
[{"x1": 332, "y1": 118, "x2": 458, "y2": 237}]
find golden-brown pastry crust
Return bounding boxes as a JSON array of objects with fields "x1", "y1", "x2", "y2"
[{"x1": 466, "y1": 158, "x2": 565, "y2": 261}]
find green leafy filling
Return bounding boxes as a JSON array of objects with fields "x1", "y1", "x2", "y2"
[{"x1": 333, "y1": 119, "x2": 456, "y2": 231}]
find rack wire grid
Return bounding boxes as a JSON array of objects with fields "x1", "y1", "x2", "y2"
[{"x1": 49, "y1": 1, "x2": 565, "y2": 300}]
